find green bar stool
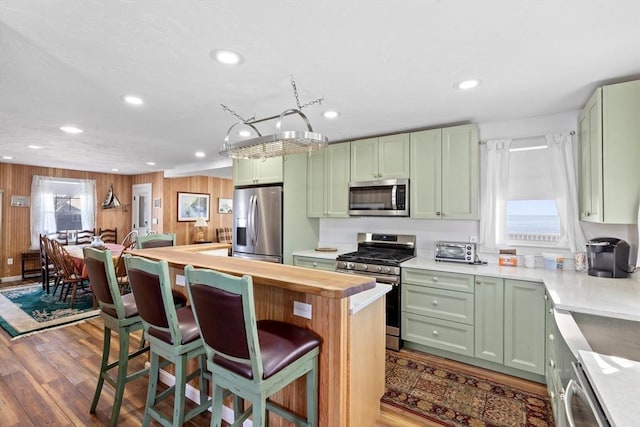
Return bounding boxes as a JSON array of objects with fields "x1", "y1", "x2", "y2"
[
  {"x1": 124, "y1": 255, "x2": 211, "y2": 427},
  {"x1": 135, "y1": 232, "x2": 176, "y2": 249},
  {"x1": 83, "y1": 247, "x2": 153, "y2": 427},
  {"x1": 185, "y1": 265, "x2": 321, "y2": 427}
]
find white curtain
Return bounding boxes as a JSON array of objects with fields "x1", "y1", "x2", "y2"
[
  {"x1": 545, "y1": 133, "x2": 587, "y2": 252},
  {"x1": 479, "y1": 139, "x2": 512, "y2": 248},
  {"x1": 30, "y1": 176, "x2": 96, "y2": 249}
]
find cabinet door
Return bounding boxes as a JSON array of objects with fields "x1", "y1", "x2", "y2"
[
  {"x1": 293, "y1": 256, "x2": 336, "y2": 271},
  {"x1": 233, "y1": 159, "x2": 257, "y2": 186},
  {"x1": 378, "y1": 133, "x2": 410, "y2": 179},
  {"x1": 504, "y1": 279, "x2": 545, "y2": 375},
  {"x1": 410, "y1": 129, "x2": 442, "y2": 219},
  {"x1": 307, "y1": 150, "x2": 325, "y2": 217},
  {"x1": 350, "y1": 137, "x2": 379, "y2": 181},
  {"x1": 603, "y1": 80, "x2": 640, "y2": 224},
  {"x1": 441, "y1": 124, "x2": 479, "y2": 219},
  {"x1": 474, "y1": 276, "x2": 504, "y2": 364},
  {"x1": 578, "y1": 88, "x2": 603, "y2": 222},
  {"x1": 256, "y1": 157, "x2": 283, "y2": 184},
  {"x1": 325, "y1": 142, "x2": 350, "y2": 217}
]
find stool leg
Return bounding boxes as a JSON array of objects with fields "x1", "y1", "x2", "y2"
[
  {"x1": 172, "y1": 353, "x2": 188, "y2": 426},
  {"x1": 143, "y1": 351, "x2": 160, "y2": 427},
  {"x1": 253, "y1": 398, "x2": 266, "y2": 427},
  {"x1": 90, "y1": 326, "x2": 111, "y2": 413},
  {"x1": 198, "y1": 354, "x2": 210, "y2": 410},
  {"x1": 306, "y1": 358, "x2": 319, "y2": 427},
  {"x1": 211, "y1": 383, "x2": 225, "y2": 427},
  {"x1": 108, "y1": 326, "x2": 131, "y2": 427}
]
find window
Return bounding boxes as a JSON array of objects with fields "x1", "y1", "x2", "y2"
[
  {"x1": 505, "y1": 138, "x2": 561, "y2": 245},
  {"x1": 30, "y1": 176, "x2": 96, "y2": 249}
]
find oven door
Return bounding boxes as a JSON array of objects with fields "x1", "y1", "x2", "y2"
[{"x1": 337, "y1": 269, "x2": 401, "y2": 350}]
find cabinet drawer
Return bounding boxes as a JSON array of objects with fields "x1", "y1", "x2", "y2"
[
  {"x1": 402, "y1": 284, "x2": 474, "y2": 325},
  {"x1": 292, "y1": 256, "x2": 336, "y2": 271},
  {"x1": 402, "y1": 312, "x2": 474, "y2": 357},
  {"x1": 402, "y1": 268, "x2": 474, "y2": 293}
]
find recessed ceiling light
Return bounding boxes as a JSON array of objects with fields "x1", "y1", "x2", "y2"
[
  {"x1": 455, "y1": 79, "x2": 480, "y2": 90},
  {"x1": 145, "y1": 162, "x2": 156, "y2": 166},
  {"x1": 323, "y1": 110, "x2": 340, "y2": 119},
  {"x1": 60, "y1": 125, "x2": 84, "y2": 134},
  {"x1": 2, "y1": 155, "x2": 13, "y2": 160},
  {"x1": 238, "y1": 130, "x2": 251, "y2": 137},
  {"x1": 195, "y1": 151, "x2": 205, "y2": 158},
  {"x1": 123, "y1": 95, "x2": 144, "y2": 106},
  {"x1": 112, "y1": 168, "x2": 119, "y2": 172},
  {"x1": 210, "y1": 49, "x2": 243, "y2": 65},
  {"x1": 28, "y1": 144, "x2": 43, "y2": 150}
]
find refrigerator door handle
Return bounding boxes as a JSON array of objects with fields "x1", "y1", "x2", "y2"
[
  {"x1": 247, "y1": 195, "x2": 255, "y2": 247},
  {"x1": 252, "y1": 194, "x2": 260, "y2": 246}
]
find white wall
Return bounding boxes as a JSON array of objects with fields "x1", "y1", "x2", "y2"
[{"x1": 318, "y1": 110, "x2": 639, "y2": 265}]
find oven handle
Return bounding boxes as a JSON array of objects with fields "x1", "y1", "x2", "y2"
[
  {"x1": 566, "y1": 362, "x2": 609, "y2": 427},
  {"x1": 564, "y1": 379, "x2": 581, "y2": 427},
  {"x1": 336, "y1": 269, "x2": 399, "y2": 285}
]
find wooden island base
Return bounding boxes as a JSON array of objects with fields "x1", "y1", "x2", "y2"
[{"x1": 129, "y1": 244, "x2": 386, "y2": 427}]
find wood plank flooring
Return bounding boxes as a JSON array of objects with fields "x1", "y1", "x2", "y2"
[{"x1": 0, "y1": 280, "x2": 548, "y2": 426}]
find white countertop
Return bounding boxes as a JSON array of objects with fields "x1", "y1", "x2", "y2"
[
  {"x1": 292, "y1": 248, "x2": 353, "y2": 260},
  {"x1": 349, "y1": 283, "x2": 392, "y2": 315},
  {"x1": 579, "y1": 350, "x2": 640, "y2": 427}
]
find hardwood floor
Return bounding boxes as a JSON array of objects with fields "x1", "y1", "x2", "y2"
[{"x1": 0, "y1": 280, "x2": 548, "y2": 427}]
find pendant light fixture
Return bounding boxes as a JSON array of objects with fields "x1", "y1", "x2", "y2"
[{"x1": 219, "y1": 77, "x2": 329, "y2": 159}]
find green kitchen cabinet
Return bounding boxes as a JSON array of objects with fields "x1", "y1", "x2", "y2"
[
  {"x1": 233, "y1": 157, "x2": 283, "y2": 186},
  {"x1": 292, "y1": 255, "x2": 336, "y2": 271},
  {"x1": 578, "y1": 79, "x2": 640, "y2": 223},
  {"x1": 504, "y1": 279, "x2": 546, "y2": 375},
  {"x1": 307, "y1": 142, "x2": 350, "y2": 217},
  {"x1": 410, "y1": 124, "x2": 479, "y2": 219},
  {"x1": 350, "y1": 133, "x2": 410, "y2": 181},
  {"x1": 474, "y1": 275, "x2": 504, "y2": 364}
]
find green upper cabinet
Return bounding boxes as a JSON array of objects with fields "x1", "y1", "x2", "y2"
[
  {"x1": 410, "y1": 124, "x2": 479, "y2": 219},
  {"x1": 350, "y1": 134, "x2": 410, "y2": 181},
  {"x1": 474, "y1": 275, "x2": 504, "y2": 364},
  {"x1": 233, "y1": 157, "x2": 283, "y2": 186},
  {"x1": 504, "y1": 279, "x2": 546, "y2": 375},
  {"x1": 579, "y1": 80, "x2": 640, "y2": 224},
  {"x1": 307, "y1": 142, "x2": 350, "y2": 217}
]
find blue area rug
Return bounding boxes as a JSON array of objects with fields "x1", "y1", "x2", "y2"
[{"x1": 0, "y1": 283, "x2": 99, "y2": 339}]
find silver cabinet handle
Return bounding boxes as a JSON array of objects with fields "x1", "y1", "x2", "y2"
[
  {"x1": 432, "y1": 330, "x2": 439, "y2": 336},
  {"x1": 432, "y1": 277, "x2": 439, "y2": 282},
  {"x1": 476, "y1": 280, "x2": 481, "y2": 285},
  {"x1": 432, "y1": 300, "x2": 438, "y2": 306},
  {"x1": 436, "y1": 211, "x2": 441, "y2": 216}
]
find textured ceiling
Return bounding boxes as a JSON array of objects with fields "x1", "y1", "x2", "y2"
[{"x1": 1, "y1": 0, "x2": 639, "y2": 178}]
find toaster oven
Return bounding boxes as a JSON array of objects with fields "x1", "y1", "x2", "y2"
[{"x1": 435, "y1": 241, "x2": 477, "y2": 263}]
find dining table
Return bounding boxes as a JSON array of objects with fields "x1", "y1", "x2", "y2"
[{"x1": 65, "y1": 243, "x2": 126, "y2": 278}]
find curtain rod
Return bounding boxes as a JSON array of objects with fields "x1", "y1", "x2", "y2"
[{"x1": 479, "y1": 130, "x2": 575, "y2": 144}]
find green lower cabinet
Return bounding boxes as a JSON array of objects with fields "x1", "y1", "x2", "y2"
[
  {"x1": 402, "y1": 312, "x2": 475, "y2": 356},
  {"x1": 292, "y1": 255, "x2": 336, "y2": 271},
  {"x1": 504, "y1": 279, "x2": 546, "y2": 375},
  {"x1": 474, "y1": 276, "x2": 504, "y2": 364}
]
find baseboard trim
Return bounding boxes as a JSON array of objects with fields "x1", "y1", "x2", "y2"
[{"x1": 1, "y1": 275, "x2": 23, "y2": 283}]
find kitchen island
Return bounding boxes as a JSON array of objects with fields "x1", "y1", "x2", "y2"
[{"x1": 129, "y1": 243, "x2": 386, "y2": 427}]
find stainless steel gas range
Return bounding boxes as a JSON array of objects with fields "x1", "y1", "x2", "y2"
[{"x1": 336, "y1": 233, "x2": 416, "y2": 351}]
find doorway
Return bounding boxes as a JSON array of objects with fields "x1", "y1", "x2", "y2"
[{"x1": 132, "y1": 183, "x2": 152, "y2": 236}]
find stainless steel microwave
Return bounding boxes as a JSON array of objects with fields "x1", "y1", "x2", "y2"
[{"x1": 348, "y1": 178, "x2": 409, "y2": 216}]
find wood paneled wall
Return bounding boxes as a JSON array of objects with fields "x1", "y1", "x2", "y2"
[{"x1": 0, "y1": 163, "x2": 233, "y2": 279}]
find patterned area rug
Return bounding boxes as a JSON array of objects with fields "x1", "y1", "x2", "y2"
[
  {"x1": 0, "y1": 283, "x2": 98, "y2": 339},
  {"x1": 384, "y1": 351, "x2": 554, "y2": 427}
]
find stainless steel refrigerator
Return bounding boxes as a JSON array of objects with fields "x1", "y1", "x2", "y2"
[{"x1": 233, "y1": 185, "x2": 283, "y2": 263}]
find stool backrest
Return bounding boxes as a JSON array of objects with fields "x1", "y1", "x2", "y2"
[
  {"x1": 185, "y1": 266, "x2": 263, "y2": 380},
  {"x1": 124, "y1": 255, "x2": 183, "y2": 344},
  {"x1": 83, "y1": 247, "x2": 126, "y2": 319},
  {"x1": 135, "y1": 232, "x2": 176, "y2": 249}
]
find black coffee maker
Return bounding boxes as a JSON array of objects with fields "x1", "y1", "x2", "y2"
[{"x1": 586, "y1": 237, "x2": 630, "y2": 278}]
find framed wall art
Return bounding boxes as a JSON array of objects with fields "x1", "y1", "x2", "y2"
[
  {"x1": 177, "y1": 192, "x2": 210, "y2": 221},
  {"x1": 11, "y1": 195, "x2": 30, "y2": 207},
  {"x1": 218, "y1": 198, "x2": 232, "y2": 214}
]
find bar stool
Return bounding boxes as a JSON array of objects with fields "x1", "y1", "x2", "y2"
[
  {"x1": 124, "y1": 255, "x2": 211, "y2": 427},
  {"x1": 83, "y1": 247, "x2": 151, "y2": 427},
  {"x1": 185, "y1": 265, "x2": 321, "y2": 427}
]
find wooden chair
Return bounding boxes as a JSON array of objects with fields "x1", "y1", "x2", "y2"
[
  {"x1": 99, "y1": 227, "x2": 118, "y2": 244},
  {"x1": 124, "y1": 255, "x2": 211, "y2": 427},
  {"x1": 43, "y1": 238, "x2": 66, "y2": 298},
  {"x1": 76, "y1": 228, "x2": 96, "y2": 245},
  {"x1": 135, "y1": 232, "x2": 176, "y2": 249},
  {"x1": 49, "y1": 240, "x2": 90, "y2": 307},
  {"x1": 121, "y1": 230, "x2": 138, "y2": 249},
  {"x1": 83, "y1": 247, "x2": 150, "y2": 427},
  {"x1": 185, "y1": 266, "x2": 321, "y2": 427},
  {"x1": 39, "y1": 234, "x2": 56, "y2": 294},
  {"x1": 55, "y1": 230, "x2": 69, "y2": 246}
]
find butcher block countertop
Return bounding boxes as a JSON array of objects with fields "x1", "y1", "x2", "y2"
[{"x1": 128, "y1": 243, "x2": 376, "y2": 299}]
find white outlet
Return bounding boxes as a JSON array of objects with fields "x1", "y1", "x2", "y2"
[
  {"x1": 293, "y1": 301, "x2": 312, "y2": 319},
  {"x1": 7, "y1": 257, "x2": 13, "y2": 265},
  {"x1": 469, "y1": 235, "x2": 478, "y2": 243}
]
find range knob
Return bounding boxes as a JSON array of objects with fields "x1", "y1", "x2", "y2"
[
  {"x1": 375, "y1": 266, "x2": 382, "y2": 272},
  {"x1": 346, "y1": 262, "x2": 355, "y2": 269},
  {"x1": 384, "y1": 267, "x2": 392, "y2": 273},
  {"x1": 361, "y1": 264, "x2": 368, "y2": 271}
]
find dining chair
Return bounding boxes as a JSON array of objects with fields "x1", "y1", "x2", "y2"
[
  {"x1": 83, "y1": 247, "x2": 150, "y2": 427},
  {"x1": 121, "y1": 230, "x2": 138, "y2": 249},
  {"x1": 76, "y1": 228, "x2": 96, "y2": 245},
  {"x1": 39, "y1": 234, "x2": 56, "y2": 294},
  {"x1": 135, "y1": 232, "x2": 176, "y2": 249},
  {"x1": 55, "y1": 230, "x2": 69, "y2": 246},
  {"x1": 99, "y1": 227, "x2": 118, "y2": 244},
  {"x1": 124, "y1": 255, "x2": 211, "y2": 427},
  {"x1": 49, "y1": 240, "x2": 90, "y2": 307},
  {"x1": 185, "y1": 266, "x2": 321, "y2": 427}
]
